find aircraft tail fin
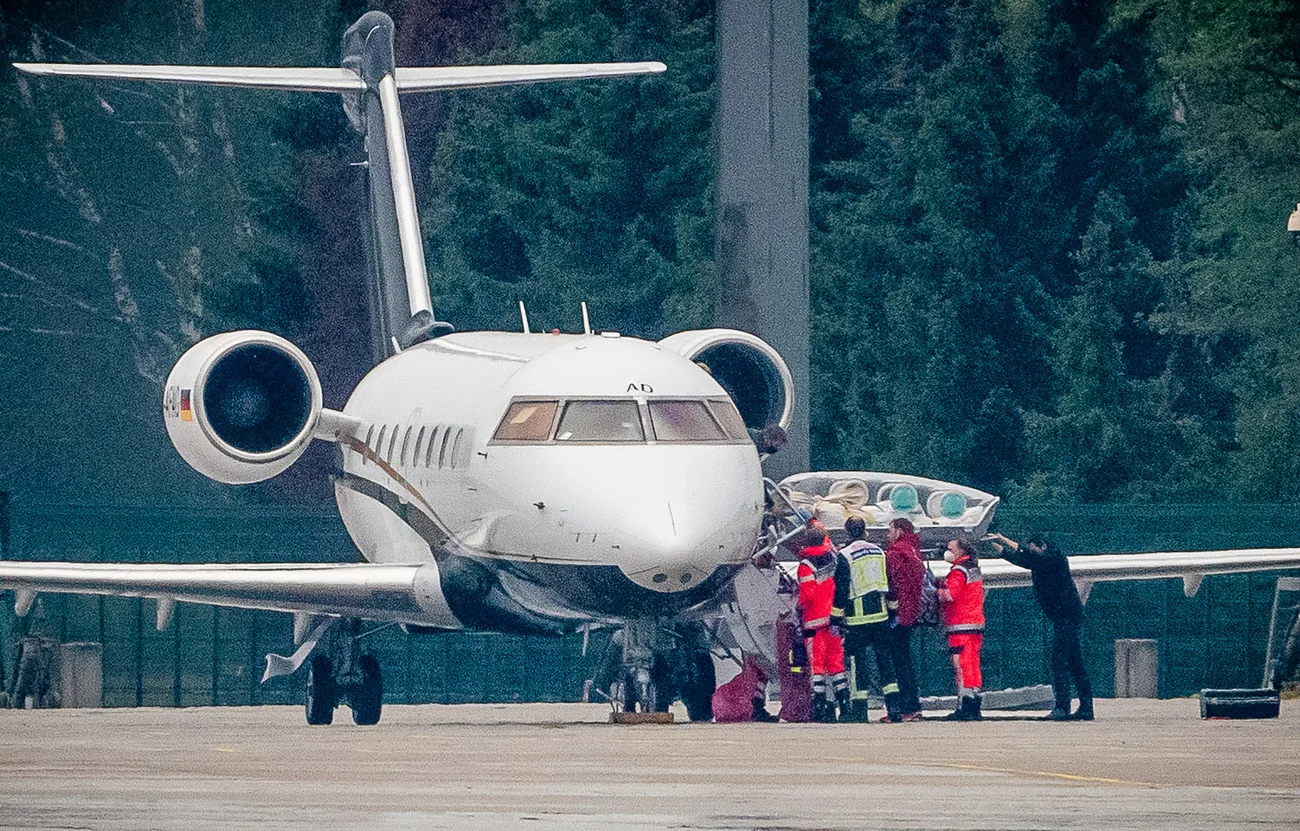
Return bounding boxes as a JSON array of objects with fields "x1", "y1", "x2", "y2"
[{"x1": 15, "y1": 10, "x2": 664, "y2": 362}]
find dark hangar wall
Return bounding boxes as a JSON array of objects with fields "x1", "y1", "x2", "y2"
[{"x1": 3, "y1": 502, "x2": 1296, "y2": 706}]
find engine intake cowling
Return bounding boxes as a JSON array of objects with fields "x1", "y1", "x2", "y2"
[
  {"x1": 658, "y1": 329, "x2": 793, "y2": 431},
  {"x1": 163, "y1": 331, "x2": 322, "y2": 484}
]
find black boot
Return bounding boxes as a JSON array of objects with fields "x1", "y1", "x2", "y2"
[
  {"x1": 968, "y1": 693, "x2": 982, "y2": 721},
  {"x1": 752, "y1": 697, "x2": 778, "y2": 723},
  {"x1": 835, "y1": 689, "x2": 851, "y2": 723},
  {"x1": 944, "y1": 695, "x2": 976, "y2": 721},
  {"x1": 813, "y1": 697, "x2": 837, "y2": 723},
  {"x1": 882, "y1": 692, "x2": 902, "y2": 724}
]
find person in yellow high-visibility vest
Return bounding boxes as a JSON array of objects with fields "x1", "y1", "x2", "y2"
[{"x1": 831, "y1": 516, "x2": 902, "y2": 723}]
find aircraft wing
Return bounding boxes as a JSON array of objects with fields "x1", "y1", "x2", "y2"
[
  {"x1": 775, "y1": 548, "x2": 1300, "y2": 600},
  {"x1": 0, "y1": 561, "x2": 454, "y2": 627},
  {"x1": 943, "y1": 548, "x2": 1300, "y2": 600}
]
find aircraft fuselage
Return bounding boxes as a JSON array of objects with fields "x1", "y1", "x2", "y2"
[{"x1": 333, "y1": 330, "x2": 766, "y2": 630}]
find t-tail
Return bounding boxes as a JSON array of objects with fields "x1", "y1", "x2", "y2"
[{"x1": 15, "y1": 10, "x2": 664, "y2": 362}]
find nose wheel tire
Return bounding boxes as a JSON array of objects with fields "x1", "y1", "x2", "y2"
[
  {"x1": 305, "y1": 655, "x2": 336, "y2": 726},
  {"x1": 350, "y1": 654, "x2": 383, "y2": 726}
]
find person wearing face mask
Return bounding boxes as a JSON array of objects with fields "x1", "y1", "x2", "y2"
[{"x1": 938, "y1": 538, "x2": 984, "y2": 721}]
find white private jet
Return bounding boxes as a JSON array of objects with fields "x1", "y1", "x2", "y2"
[{"x1": 4, "y1": 12, "x2": 1300, "y2": 725}]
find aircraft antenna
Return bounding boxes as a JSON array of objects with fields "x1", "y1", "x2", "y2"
[
  {"x1": 581, "y1": 302, "x2": 592, "y2": 336},
  {"x1": 519, "y1": 301, "x2": 532, "y2": 334}
]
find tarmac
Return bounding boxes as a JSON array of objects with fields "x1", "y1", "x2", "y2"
[{"x1": 0, "y1": 698, "x2": 1297, "y2": 830}]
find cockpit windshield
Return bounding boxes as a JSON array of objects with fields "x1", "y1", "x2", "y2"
[
  {"x1": 492, "y1": 400, "x2": 558, "y2": 442},
  {"x1": 706, "y1": 397, "x2": 750, "y2": 441},
  {"x1": 648, "y1": 400, "x2": 727, "y2": 441},
  {"x1": 555, "y1": 400, "x2": 645, "y2": 442},
  {"x1": 490, "y1": 396, "x2": 752, "y2": 445}
]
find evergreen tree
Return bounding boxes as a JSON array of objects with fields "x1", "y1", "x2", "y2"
[
  {"x1": 1142, "y1": 0, "x2": 1300, "y2": 498},
  {"x1": 810, "y1": 0, "x2": 1213, "y2": 500},
  {"x1": 421, "y1": 0, "x2": 716, "y2": 339},
  {"x1": 811, "y1": 0, "x2": 1056, "y2": 492},
  {"x1": 0, "y1": 0, "x2": 347, "y2": 503}
]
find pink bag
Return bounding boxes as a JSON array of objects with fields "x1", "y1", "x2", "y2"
[{"x1": 712, "y1": 657, "x2": 761, "y2": 722}]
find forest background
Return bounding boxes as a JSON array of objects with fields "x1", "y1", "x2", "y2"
[{"x1": 2, "y1": 0, "x2": 1299, "y2": 508}]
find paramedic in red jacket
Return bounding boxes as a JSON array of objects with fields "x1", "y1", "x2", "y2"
[
  {"x1": 939, "y1": 537, "x2": 985, "y2": 721},
  {"x1": 885, "y1": 518, "x2": 926, "y2": 721},
  {"x1": 797, "y1": 525, "x2": 847, "y2": 722}
]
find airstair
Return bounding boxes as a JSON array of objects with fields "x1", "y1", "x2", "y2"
[{"x1": 1263, "y1": 576, "x2": 1300, "y2": 689}]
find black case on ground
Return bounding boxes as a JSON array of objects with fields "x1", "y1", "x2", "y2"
[{"x1": 1199, "y1": 688, "x2": 1281, "y2": 719}]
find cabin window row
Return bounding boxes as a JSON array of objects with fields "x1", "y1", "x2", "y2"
[
  {"x1": 360, "y1": 423, "x2": 470, "y2": 470},
  {"x1": 490, "y1": 397, "x2": 750, "y2": 445}
]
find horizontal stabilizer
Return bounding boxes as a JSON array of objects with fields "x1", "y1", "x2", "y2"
[
  {"x1": 13, "y1": 63, "x2": 362, "y2": 91},
  {"x1": 394, "y1": 62, "x2": 666, "y2": 91},
  {"x1": 13, "y1": 61, "x2": 665, "y2": 93}
]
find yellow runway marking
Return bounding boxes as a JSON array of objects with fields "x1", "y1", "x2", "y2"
[
  {"x1": 920, "y1": 761, "x2": 1155, "y2": 787},
  {"x1": 823, "y1": 755, "x2": 1156, "y2": 787},
  {"x1": 215, "y1": 747, "x2": 238, "y2": 753}
]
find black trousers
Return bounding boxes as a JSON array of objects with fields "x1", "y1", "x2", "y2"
[
  {"x1": 888, "y1": 624, "x2": 921, "y2": 714},
  {"x1": 844, "y1": 622, "x2": 898, "y2": 702},
  {"x1": 1051, "y1": 618, "x2": 1093, "y2": 711}
]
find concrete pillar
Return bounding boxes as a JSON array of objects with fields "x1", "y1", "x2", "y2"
[
  {"x1": 715, "y1": 0, "x2": 810, "y2": 479},
  {"x1": 1114, "y1": 638, "x2": 1158, "y2": 698},
  {"x1": 60, "y1": 642, "x2": 103, "y2": 708}
]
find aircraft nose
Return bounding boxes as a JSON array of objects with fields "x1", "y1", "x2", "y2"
[{"x1": 619, "y1": 494, "x2": 757, "y2": 592}]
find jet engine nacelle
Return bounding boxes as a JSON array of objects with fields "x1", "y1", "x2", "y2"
[
  {"x1": 658, "y1": 329, "x2": 793, "y2": 432},
  {"x1": 163, "y1": 331, "x2": 322, "y2": 484}
]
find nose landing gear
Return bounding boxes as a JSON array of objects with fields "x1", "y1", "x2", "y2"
[{"x1": 598, "y1": 618, "x2": 716, "y2": 722}]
